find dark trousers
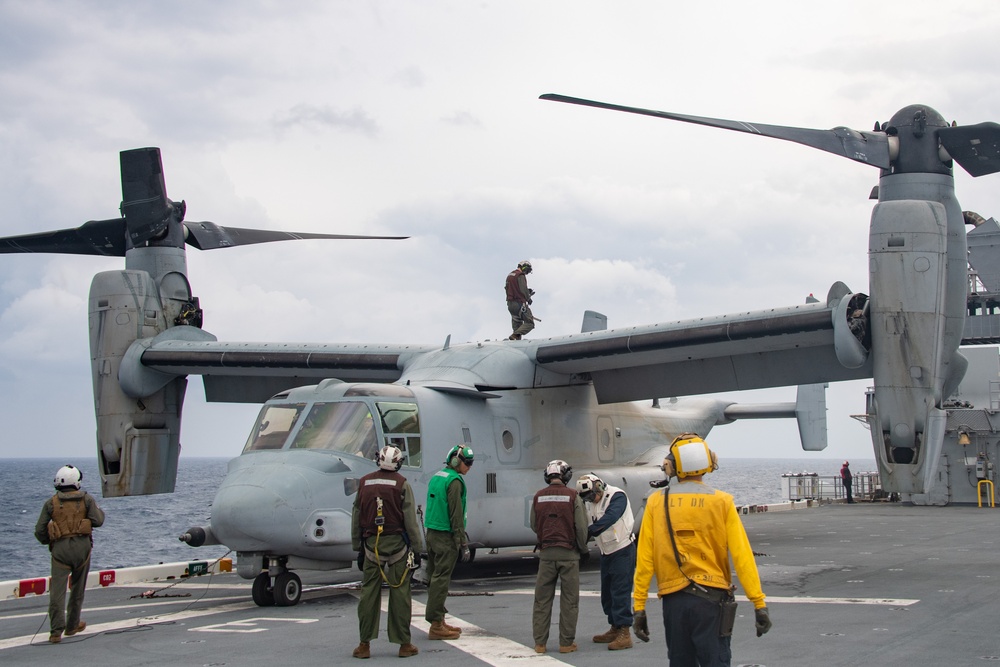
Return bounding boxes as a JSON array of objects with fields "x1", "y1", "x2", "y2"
[
  {"x1": 661, "y1": 591, "x2": 732, "y2": 667},
  {"x1": 424, "y1": 529, "x2": 459, "y2": 623},
  {"x1": 600, "y1": 541, "x2": 635, "y2": 627},
  {"x1": 844, "y1": 479, "x2": 854, "y2": 503}
]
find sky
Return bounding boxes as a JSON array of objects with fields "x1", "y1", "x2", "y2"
[{"x1": 0, "y1": 0, "x2": 997, "y2": 467}]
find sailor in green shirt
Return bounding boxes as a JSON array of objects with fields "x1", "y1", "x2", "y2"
[{"x1": 423, "y1": 445, "x2": 474, "y2": 640}]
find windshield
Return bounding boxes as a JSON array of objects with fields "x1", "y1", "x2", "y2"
[
  {"x1": 289, "y1": 401, "x2": 379, "y2": 460},
  {"x1": 243, "y1": 403, "x2": 307, "y2": 452}
]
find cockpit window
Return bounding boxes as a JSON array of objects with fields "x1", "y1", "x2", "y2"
[
  {"x1": 243, "y1": 403, "x2": 307, "y2": 453},
  {"x1": 377, "y1": 402, "x2": 421, "y2": 468},
  {"x1": 289, "y1": 401, "x2": 379, "y2": 460}
]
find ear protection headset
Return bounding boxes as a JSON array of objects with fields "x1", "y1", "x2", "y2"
[
  {"x1": 446, "y1": 445, "x2": 475, "y2": 470},
  {"x1": 662, "y1": 433, "x2": 718, "y2": 479}
]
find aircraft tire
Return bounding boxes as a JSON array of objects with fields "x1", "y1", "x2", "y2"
[
  {"x1": 252, "y1": 572, "x2": 276, "y2": 607},
  {"x1": 273, "y1": 572, "x2": 302, "y2": 607}
]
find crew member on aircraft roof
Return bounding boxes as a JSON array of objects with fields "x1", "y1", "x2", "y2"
[{"x1": 505, "y1": 260, "x2": 535, "y2": 340}]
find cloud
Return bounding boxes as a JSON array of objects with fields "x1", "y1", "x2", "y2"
[
  {"x1": 272, "y1": 104, "x2": 380, "y2": 137},
  {"x1": 0, "y1": 0, "x2": 997, "y2": 464}
]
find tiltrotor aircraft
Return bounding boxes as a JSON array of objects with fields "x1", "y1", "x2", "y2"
[{"x1": 1, "y1": 92, "x2": 997, "y2": 606}]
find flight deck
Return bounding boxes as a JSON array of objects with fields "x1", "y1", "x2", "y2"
[{"x1": 2, "y1": 503, "x2": 997, "y2": 667}]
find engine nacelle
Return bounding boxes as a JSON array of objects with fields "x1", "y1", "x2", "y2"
[
  {"x1": 867, "y1": 173, "x2": 968, "y2": 494},
  {"x1": 89, "y1": 269, "x2": 189, "y2": 496}
]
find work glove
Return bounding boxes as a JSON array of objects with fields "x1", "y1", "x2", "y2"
[
  {"x1": 519, "y1": 303, "x2": 527, "y2": 315},
  {"x1": 633, "y1": 609, "x2": 650, "y2": 642},
  {"x1": 356, "y1": 550, "x2": 365, "y2": 571},
  {"x1": 459, "y1": 544, "x2": 472, "y2": 563},
  {"x1": 755, "y1": 607, "x2": 772, "y2": 637},
  {"x1": 579, "y1": 549, "x2": 590, "y2": 565}
]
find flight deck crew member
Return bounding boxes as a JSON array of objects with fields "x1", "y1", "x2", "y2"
[
  {"x1": 505, "y1": 260, "x2": 535, "y2": 340},
  {"x1": 423, "y1": 444, "x2": 474, "y2": 640},
  {"x1": 841, "y1": 461, "x2": 854, "y2": 503},
  {"x1": 351, "y1": 445, "x2": 425, "y2": 659},
  {"x1": 531, "y1": 460, "x2": 589, "y2": 655},
  {"x1": 633, "y1": 434, "x2": 772, "y2": 666},
  {"x1": 576, "y1": 473, "x2": 636, "y2": 650},
  {"x1": 34, "y1": 464, "x2": 105, "y2": 644}
]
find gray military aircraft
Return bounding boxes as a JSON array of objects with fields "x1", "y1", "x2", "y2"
[{"x1": 0, "y1": 93, "x2": 996, "y2": 606}]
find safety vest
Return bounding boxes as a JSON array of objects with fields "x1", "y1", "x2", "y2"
[
  {"x1": 424, "y1": 468, "x2": 466, "y2": 531},
  {"x1": 533, "y1": 484, "x2": 579, "y2": 551},
  {"x1": 357, "y1": 470, "x2": 407, "y2": 539},
  {"x1": 48, "y1": 493, "x2": 92, "y2": 541},
  {"x1": 505, "y1": 269, "x2": 528, "y2": 302},
  {"x1": 587, "y1": 484, "x2": 635, "y2": 555}
]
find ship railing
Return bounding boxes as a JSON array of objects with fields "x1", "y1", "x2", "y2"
[{"x1": 781, "y1": 472, "x2": 882, "y2": 502}]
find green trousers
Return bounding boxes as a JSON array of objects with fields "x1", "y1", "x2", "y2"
[
  {"x1": 424, "y1": 529, "x2": 459, "y2": 623},
  {"x1": 532, "y1": 557, "x2": 580, "y2": 647},
  {"x1": 48, "y1": 540, "x2": 92, "y2": 635},
  {"x1": 358, "y1": 534, "x2": 413, "y2": 644}
]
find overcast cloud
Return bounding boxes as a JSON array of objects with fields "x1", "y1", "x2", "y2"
[{"x1": 0, "y1": 0, "x2": 997, "y2": 466}]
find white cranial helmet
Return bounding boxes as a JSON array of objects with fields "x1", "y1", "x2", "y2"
[
  {"x1": 576, "y1": 473, "x2": 605, "y2": 501},
  {"x1": 544, "y1": 459, "x2": 572, "y2": 484},
  {"x1": 54, "y1": 464, "x2": 82, "y2": 490},
  {"x1": 376, "y1": 445, "x2": 404, "y2": 471}
]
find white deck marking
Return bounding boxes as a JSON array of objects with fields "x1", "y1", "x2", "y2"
[
  {"x1": 370, "y1": 595, "x2": 571, "y2": 665},
  {"x1": 501, "y1": 589, "x2": 920, "y2": 606},
  {"x1": 192, "y1": 617, "x2": 319, "y2": 633},
  {"x1": 0, "y1": 599, "x2": 261, "y2": 651}
]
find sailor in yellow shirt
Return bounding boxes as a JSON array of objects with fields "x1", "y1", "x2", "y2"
[{"x1": 632, "y1": 434, "x2": 771, "y2": 666}]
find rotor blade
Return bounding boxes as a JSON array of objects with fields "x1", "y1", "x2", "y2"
[
  {"x1": 938, "y1": 122, "x2": 1000, "y2": 177},
  {"x1": 120, "y1": 147, "x2": 173, "y2": 246},
  {"x1": 0, "y1": 218, "x2": 127, "y2": 256},
  {"x1": 540, "y1": 93, "x2": 892, "y2": 169},
  {"x1": 183, "y1": 221, "x2": 408, "y2": 251}
]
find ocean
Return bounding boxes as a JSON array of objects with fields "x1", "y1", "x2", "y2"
[{"x1": 3, "y1": 456, "x2": 873, "y2": 582}]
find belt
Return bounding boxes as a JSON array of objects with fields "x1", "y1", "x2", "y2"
[{"x1": 679, "y1": 582, "x2": 730, "y2": 604}]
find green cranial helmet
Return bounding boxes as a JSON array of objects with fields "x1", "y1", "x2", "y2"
[{"x1": 446, "y1": 445, "x2": 475, "y2": 470}]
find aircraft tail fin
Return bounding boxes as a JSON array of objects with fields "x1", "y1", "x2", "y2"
[
  {"x1": 794, "y1": 383, "x2": 829, "y2": 451},
  {"x1": 721, "y1": 383, "x2": 828, "y2": 451},
  {"x1": 581, "y1": 310, "x2": 607, "y2": 333}
]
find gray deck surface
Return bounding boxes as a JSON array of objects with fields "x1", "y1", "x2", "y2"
[{"x1": 2, "y1": 503, "x2": 998, "y2": 666}]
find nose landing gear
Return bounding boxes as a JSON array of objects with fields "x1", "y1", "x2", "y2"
[{"x1": 251, "y1": 568, "x2": 303, "y2": 606}]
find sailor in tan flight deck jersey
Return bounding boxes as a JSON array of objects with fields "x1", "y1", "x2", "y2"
[
  {"x1": 34, "y1": 464, "x2": 105, "y2": 644},
  {"x1": 633, "y1": 434, "x2": 771, "y2": 666}
]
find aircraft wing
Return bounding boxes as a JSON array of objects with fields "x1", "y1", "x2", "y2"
[
  {"x1": 130, "y1": 339, "x2": 437, "y2": 403},
  {"x1": 533, "y1": 289, "x2": 872, "y2": 404}
]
